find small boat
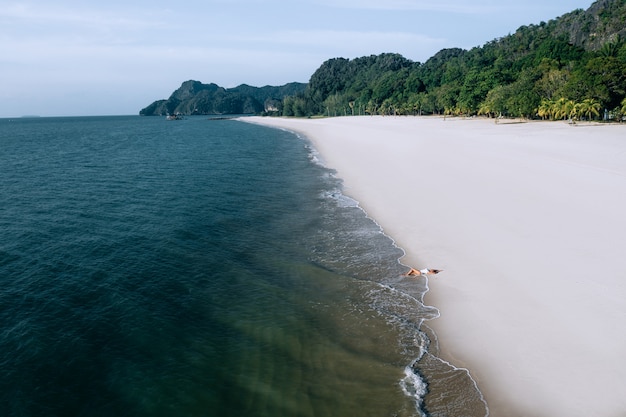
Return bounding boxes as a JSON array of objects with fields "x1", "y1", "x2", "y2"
[{"x1": 166, "y1": 113, "x2": 184, "y2": 120}]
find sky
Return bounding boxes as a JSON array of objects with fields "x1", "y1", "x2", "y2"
[{"x1": 0, "y1": 0, "x2": 595, "y2": 117}]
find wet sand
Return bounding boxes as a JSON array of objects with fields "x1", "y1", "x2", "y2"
[{"x1": 242, "y1": 115, "x2": 626, "y2": 417}]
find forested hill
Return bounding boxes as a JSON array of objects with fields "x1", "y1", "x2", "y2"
[
  {"x1": 283, "y1": 0, "x2": 626, "y2": 120},
  {"x1": 139, "y1": 81, "x2": 306, "y2": 116}
]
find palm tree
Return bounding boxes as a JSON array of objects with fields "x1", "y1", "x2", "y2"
[
  {"x1": 537, "y1": 98, "x2": 553, "y2": 120},
  {"x1": 564, "y1": 100, "x2": 577, "y2": 121},
  {"x1": 579, "y1": 98, "x2": 601, "y2": 120},
  {"x1": 552, "y1": 98, "x2": 569, "y2": 120},
  {"x1": 478, "y1": 102, "x2": 493, "y2": 118},
  {"x1": 600, "y1": 37, "x2": 620, "y2": 58}
]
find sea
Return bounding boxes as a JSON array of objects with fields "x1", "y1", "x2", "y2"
[{"x1": 0, "y1": 115, "x2": 487, "y2": 417}]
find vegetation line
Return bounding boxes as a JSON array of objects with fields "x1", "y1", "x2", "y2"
[
  {"x1": 142, "y1": 0, "x2": 626, "y2": 122},
  {"x1": 280, "y1": 1, "x2": 626, "y2": 121}
]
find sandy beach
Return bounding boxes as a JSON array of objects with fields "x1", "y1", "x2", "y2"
[{"x1": 243, "y1": 115, "x2": 626, "y2": 417}]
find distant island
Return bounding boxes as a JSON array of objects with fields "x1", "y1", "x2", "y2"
[
  {"x1": 141, "y1": 0, "x2": 626, "y2": 121},
  {"x1": 139, "y1": 81, "x2": 306, "y2": 116}
]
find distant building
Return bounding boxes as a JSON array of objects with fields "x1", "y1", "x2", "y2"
[{"x1": 264, "y1": 99, "x2": 281, "y2": 113}]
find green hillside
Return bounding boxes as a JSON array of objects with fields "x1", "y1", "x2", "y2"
[{"x1": 284, "y1": 0, "x2": 626, "y2": 120}]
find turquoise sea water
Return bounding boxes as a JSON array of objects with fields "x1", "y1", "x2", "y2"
[{"x1": 0, "y1": 116, "x2": 486, "y2": 416}]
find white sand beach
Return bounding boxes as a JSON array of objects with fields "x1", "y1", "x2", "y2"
[{"x1": 243, "y1": 115, "x2": 626, "y2": 417}]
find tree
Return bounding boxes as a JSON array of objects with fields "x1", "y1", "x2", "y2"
[
  {"x1": 458, "y1": 69, "x2": 497, "y2": 114},
  {"x1": 619, "y1": 97, "x2": 626, "y2": 121},
  {"x1": 600, "y1": 38, "x2": 621, "y2": 58},
  {"x1": 282, "y1": 96, "x2": 295, "y2": 116},
  {"x1": 482, "y1": 85, "x2": 508, "y2": 117},
  {"x1": 551, "y1": 98, "x2": 577, "y2": 120},
  {"x1": 406, "y1": 92, "x2": 427, "y2": 115},
  {"x1": 273, "y1": 1, "x2": 626, "y2": 120},
  {"x1": 535, "y1": 64, "x2": 569, "y2": 100},
  {"x1": 584, "y1": 56, "x2": 626, "y2": 109},
  {"x1": 537, "y1": 98, "x2": 553, "y2": 119},
  {"x1": 578, "y1": 98, "x2": 601, "y2": 120}
]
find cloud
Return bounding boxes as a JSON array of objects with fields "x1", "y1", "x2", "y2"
[
  {"x1": 216, "y1": 29, "x2": 447, "y2": 63},
  {"x1": 312, "y1": 0, "x2": 504, "y2": 14},
  {"x1": 0, "y1": 2, "x2": 171, "y2": 46},
  {"x1": 0, "y1": 2, "x2": 165, "y2": 26}
]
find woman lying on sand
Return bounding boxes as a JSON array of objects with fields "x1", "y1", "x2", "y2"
[{"x1": 404, "y1": 267, "x2": 443, "y2": 277}]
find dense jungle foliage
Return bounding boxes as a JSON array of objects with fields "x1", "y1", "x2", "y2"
[{"x1": 280, "y1": 0, "x2": 626, "y2": 120}]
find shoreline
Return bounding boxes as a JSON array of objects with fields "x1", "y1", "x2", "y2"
[{"x1": 240, "y1": 115, "x2": 626, "y2": 417}]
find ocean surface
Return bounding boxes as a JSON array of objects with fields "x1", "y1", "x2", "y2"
[{"x1": 0, "y1": 116, "x2": 487, "y2": 416}]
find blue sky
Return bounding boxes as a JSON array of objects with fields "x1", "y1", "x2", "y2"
[{"x1": 0, "y1": 0, "x2": 594, "y2": 117}]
